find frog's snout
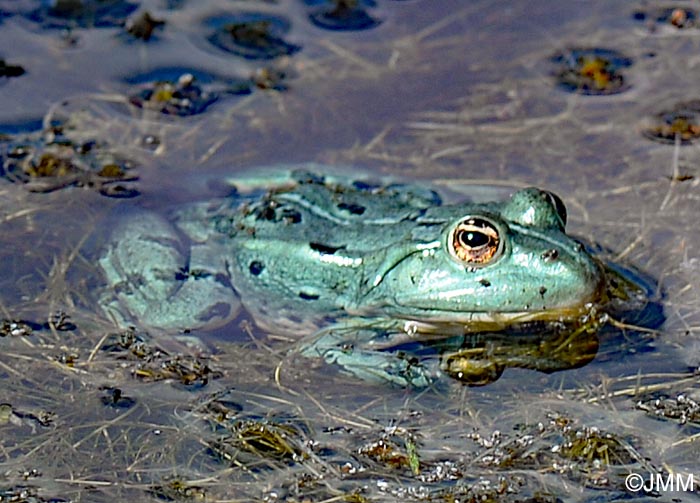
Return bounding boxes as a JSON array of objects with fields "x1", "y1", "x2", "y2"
[{"x1": 536, "y1": 239, "x2": 606, "y2": 309}]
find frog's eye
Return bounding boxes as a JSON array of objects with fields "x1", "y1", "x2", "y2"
[{"x1": 449, "y1": 217, "x2": 503, "y2": 266}]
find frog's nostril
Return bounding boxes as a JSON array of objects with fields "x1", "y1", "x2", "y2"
[{"x1": 541, "y1": 191, "x2": 567, "y2": 227}]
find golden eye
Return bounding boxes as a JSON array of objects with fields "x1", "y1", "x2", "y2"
[{"x1": 449, "y1": 217, "x2": 502, "y2": 266}]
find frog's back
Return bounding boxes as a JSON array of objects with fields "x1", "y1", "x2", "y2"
[
  {"x1": 211, "y1": 169, "x2": 443, "y2": 329},
  {"x1": 212, "y1": 169, "x2": 440, "y2": 246}
]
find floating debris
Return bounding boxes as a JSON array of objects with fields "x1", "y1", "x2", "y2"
[
  {"x1": 127, "y1": 71, "x2": 252, "y2": 116},
  {"x1": 643, "y1": 100, "x2": 700, "y2": 144},
  {"x1": 148, "y1": 477, "x2": 207, "y2": 501},
  {"x1": 129, "y1": 73, "x2": 219, "y2": 116},
  {"x1": 0, "y1": 404, "x2": 56, "y2": 429},
  {"x1": 26, "y1": 0, "x2": 139, "y2": 29},
  {"x1": 54, "y1": 351, "x2": 79, "y2": 367},
  {"x1": 633, "y1": 6, "x2": 697, "y2": 31},
  {"x1": 100, "y1": 329, "x2": 221, "y2": 387},
  {"x1": 133, "y1": 354, "x2": 222, "y2": 388},
  {"x1": 0, "y1": 320, "x2": 34, "y2": 337},
  {"x1": 469, "y1": 412, "x2": 653, "y2": 489},
  {"x1": 198, "y1": 395, "x2": 244, "y2": 428},
  {"x1": 251, "y1": 66, "x2": 289, "y2": 91},
  {"x1": 99, "y1": 386, "x2": 136, "y2": 409},
  {"x1": 358, "y1": 427, "x2": 421, "y2": 474},
  {"x1": 636, "y1": 393, "x2": 700, "y2": 425},
  {"x1": 124, "y1": 11, "x2": 165, "y2": 41},
  {"x1": 0, "y1": 121, "x2": 139, "y2": 197},
  {"x1": 0, "y1": 403, "x2": 21, "y2": 426},
  {"x1": 47, "y1": 311, "x2": 76, "y2": 331},
  {"x1": 209, "y1": 418, "x2": 307, "y2": 465},
  {"x1": 305, "y1": 0, "x2": 381, "y2": 31},
  {"x1": 0, "y1": 60, "x2": 25, "y2": 78},
  {"x1": 100, "y1": 328, "x2": 164, "y2": 360},
  {"x1": 0, "y1": 486, "x2": 68, "y2": 503},
  {"x1": 551, "y1": 48, "x2": 633, "y2": 95},
  {"x1": 559, "y1": 425, "x2": 638, "y2": 468},
  {"x1": 207, "y1": 13, "x2": 300, "y2": 60}
]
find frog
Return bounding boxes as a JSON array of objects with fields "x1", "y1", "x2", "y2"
[{"x1": 98, "y1": 166, "x2": 609, "y2": 387}]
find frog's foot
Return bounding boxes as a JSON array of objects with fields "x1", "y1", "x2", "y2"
[
  {"x1": 99, "y1": 211, "x2": 240, "y2": 332},
  {"x1": 299, "y1": 325, "x2": 434, "y2": 387}
]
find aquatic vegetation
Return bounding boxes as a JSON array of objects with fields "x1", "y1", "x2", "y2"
[
  {"x1": 0, "y1": 121, "x2": 139, "y2": 197},
  {"x1": 98, "y1": 328, "x2": 218, "y2": 386},
  {"x1": 643, "y1": 100, "x2": 700, "y2": 144},
  {"x1": 206, "y1": 13, "x2": 301, "y2": 60},
  {"x1": 0, "y1": 60, "x2": 25, "y2": 78},
  {"x1": 636, "y1": 393, "x2": 700, "y2": 425},
  {"x1": 47, "y1": 310, "x2": 76, "y2": 331},
  {"x1": 0, "y1": 320, "x2": 34, "y2": 337},
  {"x1": 129, "y1": 73, "x2": 220, "y2": 116},
  {"x1": 469, "y1": 412, "x2": 656, "y2": 489},
  {"x1": 133, "y1": 354, "x2": 222, "y2": 388},
  {"x1": 304, "y1": 0, "x2": 381, "y2": 31},
  {"x1": 0, "y1": 403, "x2": 56, "y2": 429},
  {"x1": 100, "y1": 328, "x2": 221, "y2": 387},
  {"x1": 100, "y1": 327, "x2": 163, "y2": 359},
  {"x1": 0, "y1": 314, "x2": 71, "y2": 337},
  {"x1": 633, "y1": 6, "x2": 697, "y2": 31},
  {"x1": 53, "y1": 351, "x2": 79, "y2": 367},
  {"x1": 209, "y1": 418, "x2": 308, "y2": 465},
  {"x1": 0, "y1": 486, "x2": 68, "y2": 503},
  {"x1": 26, "y1": 0, "x2": 139, "y2": 29},
  {"x1": 358, "y1": 427, "x2": 421, "y2": 474},
  {"x1": 99, "y1": 386, "x2": 136, "y2": 408},
  {"x1": 148, "y1": 477, "x2": 207, "y2": 501},
  {"x1": 124, "y1": 11, "x2": 165, "y2": 41},
  {"x1": 127, "y1": 69, "x2": 256, "y2": 115},
  {"x1": 551, "y1": 48, "x2": 633, "y2": 95},
  {"x1": 251, "y1": 66, "x2": 290, "y2": 91}
]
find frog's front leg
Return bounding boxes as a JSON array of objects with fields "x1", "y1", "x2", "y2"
[
  {"x1": 99, "y1": 212, "x2": 240, "y2": 332},
  {"x1": 299, "y1": 322, "x2": 435, "y2": 387}
]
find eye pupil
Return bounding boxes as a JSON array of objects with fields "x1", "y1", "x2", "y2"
[
  {"x1": 460, "y1": 230, "x2": 489, "y2": 248},
  {"x1": 449, "y1": 217, "x2": 502, "y2": 266}
]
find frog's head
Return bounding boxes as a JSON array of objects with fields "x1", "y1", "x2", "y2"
[{"x1": 367, "y1": 188, "x2": 605, "y2": 326}]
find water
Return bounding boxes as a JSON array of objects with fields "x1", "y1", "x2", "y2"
[{"x1": 1, "y1": 1, "x2": 699, "y2": 501}]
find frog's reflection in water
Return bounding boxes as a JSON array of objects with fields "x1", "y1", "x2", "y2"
[
  {"x1": 438, "y1": 325, "x2": 600, "y2": 386},
  {"x1": 344, "y1": 262, "x2": 663, "y2": 387}
]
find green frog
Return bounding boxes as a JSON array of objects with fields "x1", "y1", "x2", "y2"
[{"x1": 99, "y1": 166, "x2": 611, "y2": 386}]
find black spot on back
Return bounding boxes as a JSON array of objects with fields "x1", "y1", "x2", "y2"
[
  {"x1": 249, "y1": 261, "x2": 264, "y2": 275},
  {"x1": 252, "y1": 200, "x2": 301, "y2": 224},
  {"x1": 337, "y1": 201, "x2": 365, "y2": 215},
  {"x1": 281, "y1": 208, "x2": 302, "y2": 223},
  {"x1": 309, "y1": 242, "x2": 343, "y2": 254},
  {"x1": 352, "y1": 180, "x2": 381, "y2": 191},
  {"x1": 254, "y1": 201, "x2": 277, "y2": 221}
]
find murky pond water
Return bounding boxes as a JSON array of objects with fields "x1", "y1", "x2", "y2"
[{"x1": 1, "y1": 1, "x2": 700, "y2": 501}]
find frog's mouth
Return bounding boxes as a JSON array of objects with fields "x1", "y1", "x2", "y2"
[
  {"x1": 369, "y1": 261, "x2": 647, "y2": 340},
  {"x1": 393, "y1": 303, "x2": 597, "y2": 334},
  {"x1": 352, "y1": 303, "x2": 601, "y2": 351}
]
